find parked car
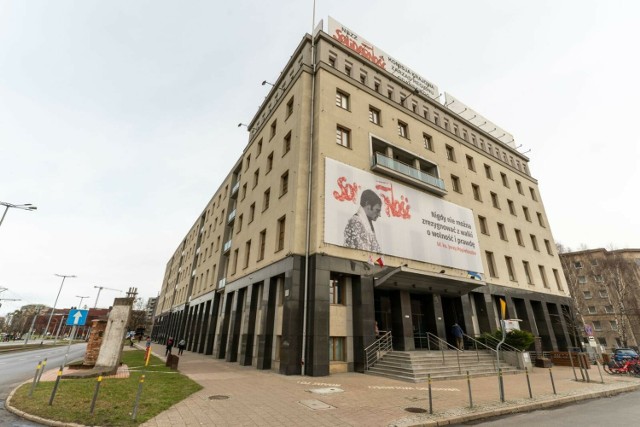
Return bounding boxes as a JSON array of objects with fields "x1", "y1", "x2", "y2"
[{"x1": 612, "y1": 348, "x2": 639, "y2": 362}]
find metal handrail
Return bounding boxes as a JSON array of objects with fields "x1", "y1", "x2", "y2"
[
  {"x1": 462, "y1": 333, "x2": 499, "y2": 370},
  {"x1": 480, "y1": 334, "x2": 523, "y2": 354},
  {"x1": 425, "y1": 332, "x2": 461, "y2": 374},
  {"x1": 364, "y1": 330, "x2": 393, "y2": 371}
]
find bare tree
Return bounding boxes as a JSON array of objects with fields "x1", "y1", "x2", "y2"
[{"x1": 600, "y1": 252, "x2": 639, "y2": 347}]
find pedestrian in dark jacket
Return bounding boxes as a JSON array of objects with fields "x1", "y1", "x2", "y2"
[
  {"x1": 165, "y1": 337, "x2": 174, "y2": 356},
  {"x1": 451, "y1": 323, "x2": 464, "y2": 350},
  {"x1": 178, "y1": 339, "x2": 186, "y2": 355}
]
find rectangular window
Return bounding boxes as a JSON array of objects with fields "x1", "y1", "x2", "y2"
[
  {"x1": 578, "y1": 275, "x2": 587, "y2": 284},
  {"x1": 236, "y1": 214, "x2": 243, "y2": 234},
  {"x1": 515, "y1": 229, "x2": 524, "y2": 246},
  {"x1": 286, "y1": 97, "x2": 294, "y2": 118},
  {"x1": 594, "y1": 275, "x2": 604, "y2": 283},
  {"x1": 256, "y1": 138, "x2": 263, "y2": 156},
  {"x1": 283, "y1": 132, "x2": 291, "y2": 155},
  {"x1": 270, "y1": 120, "x2": 277, "y2": 139},
  {"x1": 529, "y1": 187, "x2": 538, "y2": 201},
  {"x1": 276, "y1": 215, "x2": 286, "y2": 251},
  {"x1": 328, "y1": 53, "x2": 336, "y2": 68},
  {"x1": 231, "y1": 249, "x2": 239, "y2": 274},
  {"x1": 453, "y1": 124, "x2": 459, "y2": 136},
  {"x1": 445, "y1": 145, "x2": 456, "y2": 162},
  {"x1": 583, "y1": 291, "x2": 592, "y2": 299},
  {"x1": 539, "y1": 265, "x2": 549, "y2": 288},
  {"x1": 530, "y1": 234, "x2": 539, "y2": 251},
  {"x1": 587, "y1": 306, "x2": 597, "y2": 314},
  {"x1": 508, "y1": 199, "x2": 516, "y2": 216},
  {"x1": 537, "y1": 212, "x2": 545, "y2": 227},
  {"x1": 523, "y1": 206, "x2": 531, "y2": 221},
  {"x1": 574, "y1": 261, "x2": 583, "y2": 269},
  {"x1": 505, "y1": 256, "x2": 516, "y2": 281},
  {"x1": 466, "y1": 155, "x2": 475, "y2": 171},
  {"x1": 249, "y1": 203, "x2": 255, "y2": 223},
  {"x1": 552, "y1": 268, "x2": 563, "y2": 290},
  {"x1": 498, "y1": 223, "x2": 507, "y2": 241},
  {"x1": 263, "y1": 188, "x2": 270, "y2": 211},
  {"x1": 451, "y1": 175, "x2": 461, "y2": 193},
  {"x1": 336, "y1": 90, "x2": 350, "y2": 110},
  {"x1": 398, "y1": 120, "x2": 408, "y2": 138},
  {"x1": 329, "y1": 337, "x2": 345, "y2": 361},
  {"x1": 329, "y1": 278, "x2": 345, "y2": 305},
  {"x1": 593, "y1": 321, "x2": 602, "y2": 332},
  {"x1": 479, "y1": 216, "x2": 489, "y2": 235},
  {"x1": 267, "y1": 152, "x2": 274, "y2": 173},
  {"x1": 280, "y1": 170, "x2": 289, "y2": 196},
  {"x1": 463, "y1": 129, "x2": 468, "y2": 141},
  {"x1": 423, "y1": 133, "x2": 433, "y2": 151},
  {"x1": 516, "y1": 180, "x2": 523, "y2": 194},
  {"x1": 599, "y1": 289, "x2": 608, "y2": 298},
  {"x1": 344, "y1": 62, "x2": 352, "y2": 76},
  {"x1": 523, "y1": 261, "x2": 533, "y2": 284},
  {"x1": 604, "y1": 305, "x2": 614, "y2": 314},
  {"x1": 360, "y1": 73, "x2": 367, "y2": 85},
  {"x1": 374, "y1": 79, "x2": 381, "y2": 92},
  {"x1": 433, "y1": 113, "x2": 440, "y2": 126},
  {"x1": 253, "y1": 169, "x2": 260, "y2": 188},
  {"x1": 610, "y1": 320, "x2": 618, "y2": 330},
  {"x1": 545, "y1": 239, "x2": 553, "y2": 255},
  {"x1": 486, "y1": 251, "x2": 497, "y2": 278},
  {"x1": 245, "y1": 154, "x2": 251, "y2": 171},
  {"x1": 258, "y1": 230, "x2": 266, "y2": 261},
  {"x1": 444, "y1": 119, "x2": 450, "y2": 131},
  {"x1": 241, "y1": 183, "x2": 247, "y2": 200},
  {"x1": 369, "y1": 106, "x2": 380, "y2": 124},
  {"x1": 336, "y1": 126, "x2": 351, "y2": 148},
  {"x1": 490, "y1": 192, "x2": 500, "y2": 209},
  {"x1": 244, "y1": 240, "x2": 251, "y2": 268},
  {"x1": 472, "y1": 184, "x2": 482, "y2": 201},
  {"x1": 500, "y1": 172, "x2": 509, "y2": 188},
  {"x1": 484, "y1": 164, "x2": 493, "y2": 180}
]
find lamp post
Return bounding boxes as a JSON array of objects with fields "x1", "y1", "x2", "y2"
[
  {"x1": 0, "y1": 201, "x2": 37, "y2": 229},
  {"x1": 41, "y1": 274, "x2": 76, "y2": 344},
  {"x1": 76, "y1": 295, "x2": 90, "y2": 309}
]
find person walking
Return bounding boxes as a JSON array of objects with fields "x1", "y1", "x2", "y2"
[
  {"x1": 451, "y1": 323, "x2": 464, "y2": 350},
  {"x1": 178, "y1": 338, "x2": 186, "y2": 355},
  {"x1": 165, "y1": 337, "x2": 174, "y2": 356}
]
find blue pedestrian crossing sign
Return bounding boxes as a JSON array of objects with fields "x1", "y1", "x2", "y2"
[{"x1": 67, "y1": 309, "x2": 89, "y2": 326}]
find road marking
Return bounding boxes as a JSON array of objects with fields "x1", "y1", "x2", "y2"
[{"x1": 368, "y1": 385, "x2": 460, "y2": 391}]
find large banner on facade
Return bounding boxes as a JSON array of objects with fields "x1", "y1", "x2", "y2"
[
  {"x1": 328, "y1": 17, "x2": 439, "y2": 99},
  {"x1": 324, "y1": 158, "x2": 484, "y2": 273}
]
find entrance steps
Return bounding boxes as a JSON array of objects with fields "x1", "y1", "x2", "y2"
[{"x1": 366, "y1": 350, "x2": 520, "y2": 383}]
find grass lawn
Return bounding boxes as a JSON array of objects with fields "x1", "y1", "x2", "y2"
[{"x1": 10, "y1": 349, "x2": 202, "y2": 426}]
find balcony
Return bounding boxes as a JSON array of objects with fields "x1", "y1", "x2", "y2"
[
  {"x1": 227, "y1": 209, "x2": 236, "y2": 224},
  {"x1": 371, "y1": 152, "x2": 447, "y2": 196},
  {"x1": 223, "y1": 239, "x2": 232, "y2": 253},
  {"x1": 230, "y1": 180, "x2": 240, "y2": 198},
  {"x1": 218, "y1": 278, "x2": 226, "y2": 289}
]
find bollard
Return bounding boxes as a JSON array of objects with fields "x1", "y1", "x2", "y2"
[
  {"x1": 525, "y1": 368, "x2": 532, "y2": 399},
  {"x1": 594, "y1": 359, "x2": 604, "y2": 384},
  {"x1": 132, "y1": 374, "x2": 145, "y2": 420},
  {"x1": 568, "y1": 349, "x2": 578, "y2": 381},
  {"x1": 48, "y1": 366, "x2": 64, "y2": 405},
  {"x1": 582, "y1": 355, "x2": 591, "y2": 383},
  {"x1": 427, "y1": 374, "x2": 433, "y2": 414},
  {"x1": 549, "y1": 367, "x2": 557, "y2": 395},
  {"x1": 90, "y1": 376, "x2": 103, "y2": 414},
  {"x1": 498, "y1": 368, "x2": 505, "y2": 402},
  {"x1": 466, "y1": 370, "x2": 473, "y2": 408},
  {"x1": 28, "y1": 360, "x2": 42, "y2": 397},
  {"x1": 36, "y1": 358, "x2": 48, "y2": 385},
  {"x1": 576, "y1": 352, "x2": 586, "y2": 382}
]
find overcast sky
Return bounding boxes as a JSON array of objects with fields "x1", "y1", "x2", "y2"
[{"x1": 1, "y1": 1, "x2": 638, "y2": 316}]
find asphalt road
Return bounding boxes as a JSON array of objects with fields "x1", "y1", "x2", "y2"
[
  {"x1": 0, "y1": 343, "x2": 87, "y2": 426},
  {"x1": 465, "y1": 388, "x2": 640, "y2": 426}
]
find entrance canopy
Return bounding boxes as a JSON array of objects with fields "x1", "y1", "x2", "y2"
[{"x1": 373, "y1": 265, "x2": 485, "y2": 295}]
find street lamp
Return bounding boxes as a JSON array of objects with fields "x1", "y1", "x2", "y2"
[
  {"x1": 0, "y1": 201, "x2": 37, "y2": 229},
  {"x1": 76, "y1": 295, "x2": 90, "y2": 309},
  {"x1": 41, "y1": 274, "x2": 76, "y2": 344}
]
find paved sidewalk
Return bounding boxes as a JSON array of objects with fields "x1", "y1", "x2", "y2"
[{"x1": 139, "y1": 343, "x2": 640, "y2": 427}]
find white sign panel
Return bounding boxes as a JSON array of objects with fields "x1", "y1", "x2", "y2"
[
  {"x1": 324, "y1": 158, "x2": 484, "y2": 273},
  {"x1": 328, "y1": 17, "x2": 439, "y2": 99}
]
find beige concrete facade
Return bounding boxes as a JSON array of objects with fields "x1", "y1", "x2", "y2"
[{"x1": 153, "y1": 26, "x2": 574, "y2": 378}]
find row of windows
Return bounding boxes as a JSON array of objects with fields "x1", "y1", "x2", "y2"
[
  {"x1": 484, "y1": 250, "x2": 562, "y2": 290},
  {"x1": 463, "y1": 180, "x2": 544, "y2": 223},
  {"x1": 477, "y1": 215, "x2": 553, "y2": 254},
  {"x1": 583, "y1": 289, "x2": 610, "y2": 299},
  {"x1": 229, "y1": 216, "x2": 287, "y2": 276},
  {"x1": 586, "y1": 304, "x2": 615, "y2": 314},
  {"x1": 591, "y1": 320, "x2": 618, "y2": 331},
  {"x1": 577, "y1": 274, "x2": 605, "y2": 284}
]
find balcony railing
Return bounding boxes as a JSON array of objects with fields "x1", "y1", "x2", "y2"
[
  {"x1": 223, "y1": 239, "x2": 232, "y2": 253},
  {"x1": 227, "y1": 209, "x2": 236, "y2": 223},
  {"x1": 371, "y1": 152, "x2": 446, "y2": 195},
  {"x1": 218, "y1": 278, "x2": 226, "y2": 289},
  {"x1": 231, "y1": 180, "x2": 240, "y2": 198}
]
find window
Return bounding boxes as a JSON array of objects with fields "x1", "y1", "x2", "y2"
[
  {"x1": 578, "y1": 275, "x2": 587, "y2": 284},
  {"x1": 484, "y1": 164, "x2": 493, "y2": 180},
  {"x1": 594, "y1": 274, "x2": 604, "y2": 283},
  {"x1": 360, "y1": 73, "x2": 367, "y2": 85},
  {"x1": 472, "y1": 184, "x2": 482, "y2": 201},
  {"x1": 253, "y1": 169, "x2": 260, "y2": 188},
  {"x1": 523, "y1": 206, "x2": 531, "y2": 221},
  {"x1": 593, "y1": 321, "x2": 602, "y2": 332},
  {"x1": 539, "y1": 265, "x2": 549, "y2": 288},
  {"x1": 485, "y1": 251, "x2": 497, "y2": 277},
  {"x1": 529, "y1": 187, "x2": 538, "y2": 201},
  {"x1": 241, "y1": 183, "x2": 247, "y2": 200},
  {"x1": 515, "y1": 229, "x2": 524, "y2": 246},
  {"x1": 599, "y1": 289, "x2": 608, "y2": 298},
  {"x1": 257, "y1": 138, "x2": 263, "y2": 156},
  {"x1": 286, "y1": 97, "x2": 294, "y2": 118},
  {"x1": 433, "y1": 113, "x2": 440, "y2": 126},
  {"x1": 451, "y1": 175, "x2": 461, "y2": 193},
  {"x1": 537, "y1": 212, "x2": 545, "y2": 227},
  {"x1": 280, "y1": 171, "x2": 289, "y2": 196},
  {"x1": 508, "y1": 199, "x2": 516, "y2": 216},
  {"x1": 463, "y1": 129, "x2": 468, "y2": 141},
  {"x1": 478, "y1": 216, "x2": 489, "y2": 235},
  {"x1": 516, "y1": 180, "x2": 523, "y2": 194},
  {"x1": 423, "y1": 133, "x2": 433, "y2": 151},
  {"x1": 453, "y1": 124, "x2": 459, "y2": 136},
  {"x1": 244, "y1": 240, "x2": 251, "y2": 268},
  {"x1": 498, "y1": 223, "x2": 507, "y2": 241},
  {"x1": 523, "y1": 261, "x2": 533, "y2": 284},
  {"x1": 257, "y1": 230, "x2": 266, "y2": 261},
  {"x1": 604, "y1": 305, "x2": 614, "y2": 314},
  {"x1": 545, "y1": 239, "x2": 553, "y2": 255},
  {"x1": 505, "y1": 256, "x2": 516, "y2": 281},
  {"x1": 270, "y1": 120, "x2": 277, "y2": 139},
  {"x1": 266, "y1": 152, "x2": 274, "y2": 173},
  {"x1": 444, "y1": 119, "x2": 450, "y2": 131},
  {"x1": 374, "y1": 79, "x2": 381, "y2": 92},
  {"x1": 369, "y1": 106, "x2": 380, "y2": 125},
  {"x1": 573, "y1": 261, "x2": 583, "y2": 269},
  {"x1": 552, "y1": 268, "x2": 563, "y2": 290},
  {"x1": 590, "y1": 259, "x2": 599, "y2": 266},
  {"x1": 231, "y1": 249, "x2": 239, "y2": 275},
  {"x1": 336, "y1": 126, "x2": 351, "y2": 148},
  {"x1": 387, "y1": 87, "x2": 394, "y2": 99},
  {"x1": 500, "y1": 172, "x2": 509, "y2": 188},
  {"x1": 466, "y1": 155, "x2": 475, "y2": 171},
  {"x1": 336, "y1": 90, "x2": 350, "y2": 110},
  {"x1": 583, "y1": 291, "x2": 592, "y2": 299},
  {"x1": 471, "y1": 134, "x2": 476, "y2": 145},
  {"x1": 236, "y1": 214, "x2": 243, "y2": 233},
  {"x1": 263, "y1": 188, "x2": 270, "y2": 211},
  {"x1": 610, "y1": 320, "x2": 618, "y2": 330},
  {"x1": 445, "y1": 145, "x2": 456, "y2": 162},
  {"x1": 490, "y1": 192, "x2": 500, "y2": 209},
  {"x1": 245, "y1": 154, "x2": 251, "y2": 171},
  {"x1": 530, "y1": 234, "x2": 539, "y2": 251},
  {"x1": 276, "y1": 215, "x2": 286, "y2": 251},
  {"x1": 329, "y1": 278, "x2": 345, "y2": 304},
  {"x1": 398, "y1": 121, "x2": 408, "y2": 138},
  {"x1": 328, "y1": 53, "x2": 336, "y2": 67},
  {"x1": 344, "y1": 62, "x2": 352, "y2": 76},
  {"x1": 249, "y1": 203, "x2": 255, "y2": 223},
  {"x1": 587, "y1": 306, "x2": 596, "y2": 314},
  {"x1": 329, "y1": 337, "x2": 345, "y2": 361},
  {"x1": 283, "y1": 132, "x2": 291, "y2": 155}
]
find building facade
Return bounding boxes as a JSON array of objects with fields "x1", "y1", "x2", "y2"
[
  {"x1": 560, "y1": 248, "x2": 640, "y2": 351},
  {"x1": 152, "y1": 19, "x2": 573, "y2": 377}
]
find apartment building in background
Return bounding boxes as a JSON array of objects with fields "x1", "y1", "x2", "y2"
[{"x1": 152, "y1": 18, "x2": 573, "y2": 377}]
